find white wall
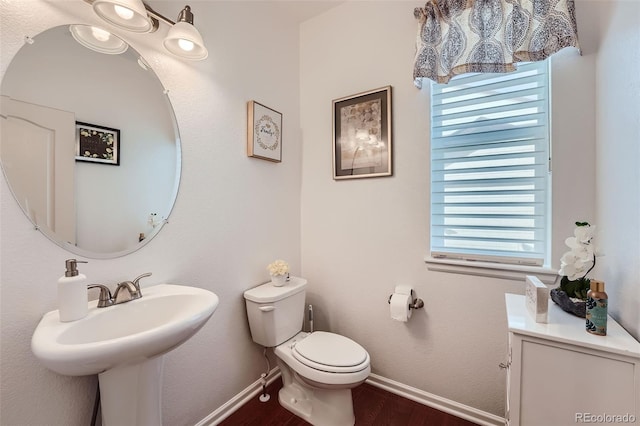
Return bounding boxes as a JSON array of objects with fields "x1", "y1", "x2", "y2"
[
  {"x1": 1, "y1": 1, "x2": 303, "y2": 425},
  {"x1": 593, "y1": 0, "x2": 640, "y2": 338},
  {"x1": 300, "y1": 1, "x2": 599, "y2": 417},
  {"x1": 1, "y1": 0, "x2": 637, "y2": 425}
]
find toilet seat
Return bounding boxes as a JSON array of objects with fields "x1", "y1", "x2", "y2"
[
  {"x1": 275, "y1": 332, "x2": 371, "y2": 387},
  {"x1": 292, "y1": 331, "x2": 369, "y2": 373}
]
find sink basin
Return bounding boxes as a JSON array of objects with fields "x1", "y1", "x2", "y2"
[{"x1": 32, "y1": 284, "x2": 219, "y2": 376}]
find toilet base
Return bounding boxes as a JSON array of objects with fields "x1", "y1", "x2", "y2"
[
  {"x1": 277, "y1": 359, "x2": 355, "y2": 426},
  {"x1": 278, "y1": 381, "x2": 355, "y2": 426}
]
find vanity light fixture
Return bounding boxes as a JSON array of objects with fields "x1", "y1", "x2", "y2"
[
  {"x1": 162, "y1": 6, "x2": 208, "y2": 60},
  {"x1": 92, "y1": 0, "x2": 153, "y2": 33},
  {"x1": 69, "y1": 24, "x2": 129, "y2": 55},
  {"x1": 85, "y1": 0, "x2": 208, "y2": 61}
]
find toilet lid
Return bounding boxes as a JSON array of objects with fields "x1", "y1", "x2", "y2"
[{"x1": 292, "y1": 331, "x2": 369, "y2": 373}]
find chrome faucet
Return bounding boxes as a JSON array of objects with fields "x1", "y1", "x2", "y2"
[{"x1": 87, "y1": 273, "x2": 152, "y2": 307}]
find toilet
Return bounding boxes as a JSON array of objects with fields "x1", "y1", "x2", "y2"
[{"x1": 244, "y1": 276, "x2": 370, "y2": 426}]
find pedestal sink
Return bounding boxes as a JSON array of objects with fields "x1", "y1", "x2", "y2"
[{"x1": 31, "y1": 284, "x2": 219, "y2": 426}]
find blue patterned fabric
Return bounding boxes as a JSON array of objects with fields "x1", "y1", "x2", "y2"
[{"x1": 413, "y1": 0, "x2": 580, "y2": 86}]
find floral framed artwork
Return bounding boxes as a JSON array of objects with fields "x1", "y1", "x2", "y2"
[
  {"x1": 332, "y1": 86, "x2": 392, "y2": 180},
  {"x1": 75, "y1": 122, "x2": 120, "y2": 165},
  {"x1": 247, "y1": 101, "x2": 283, "y2": 162}
]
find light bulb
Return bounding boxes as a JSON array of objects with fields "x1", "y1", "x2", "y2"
[
  {"x1": 91, "y1": 26, "x2": 111, "y2": 42},
  {"x1": 69, "y1": 24, "x2": 128, "y2": 55},
  {"x1": 178, "y1": 38, "x2": 195, "y2": 52},
  {"x1": 114, "y1": 5, "x2": 135, "y2": 20}
]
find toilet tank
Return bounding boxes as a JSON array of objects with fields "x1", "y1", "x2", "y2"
[{"x1": 243, "y1": 276, "x2": 307, "y2": 347}]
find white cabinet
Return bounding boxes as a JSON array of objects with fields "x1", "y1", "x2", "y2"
[{"x1": 504, "y1": 294, "x2": 640, "y2": 426}]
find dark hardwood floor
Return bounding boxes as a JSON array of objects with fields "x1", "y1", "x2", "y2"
[{"x1": 219, "y1": 378, "x2": 478, "y2": 425}]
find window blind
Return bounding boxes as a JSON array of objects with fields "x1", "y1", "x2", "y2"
[{"x1": 430, "y1": 61, "x2": 550, "y2": 266}]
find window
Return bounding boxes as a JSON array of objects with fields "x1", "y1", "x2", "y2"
[{"x1": 430, "y1": 61, "x2": 550, "y2": 267}]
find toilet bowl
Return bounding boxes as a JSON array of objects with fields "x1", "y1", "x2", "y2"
[
  {"x1": 275, "y1": 331, "x2": 370, "y2": 425},
  {"x1": 243, "y1": 277, "x2": 371, "y2": 426}
]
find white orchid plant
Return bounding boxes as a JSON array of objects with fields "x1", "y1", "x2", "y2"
[
  {"x1": 558, "y1": 221, "x2": 596, "y2": 300},
  {"x1": 267, "y1": 259, "x2": 289, "y2": 276}
]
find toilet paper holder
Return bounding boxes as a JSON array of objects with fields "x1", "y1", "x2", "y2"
[{"x1": 387, "y1": 290, "x2": 424, "y2": 310}]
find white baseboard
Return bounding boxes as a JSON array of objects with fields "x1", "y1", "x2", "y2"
[
  {"x1": 366, "y1": 373, "x2": 505, "y2": 426},
  {"x1": 196, "y1": 369, "x2": 505, "y2": 426},
  {"x1": 195, "y1": 367, "x2": 282, "y2": 426}
]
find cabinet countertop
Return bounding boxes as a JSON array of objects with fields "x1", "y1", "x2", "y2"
[{"x1": 505, "y1": 293, "x2": 640, "y2": 359}]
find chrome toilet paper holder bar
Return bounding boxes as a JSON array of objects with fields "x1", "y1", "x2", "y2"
[{"x1": 387, "y1": 290, "x2": 424, "y2": 310}]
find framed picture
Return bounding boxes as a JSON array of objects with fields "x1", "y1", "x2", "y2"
[
  {"x1": 332, "y1": 86, "x2": 392, "y2": 180},
  {"x1": 247, "y1": 101, "x2": 283, "y2": 162},
  {"x1": 75, "y1": 122, "x2": 120, "y2": 165}
]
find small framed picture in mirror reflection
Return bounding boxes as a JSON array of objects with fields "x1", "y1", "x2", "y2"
[{"x1": 75, "y1": 122, "x2": 120, "y2": 166}]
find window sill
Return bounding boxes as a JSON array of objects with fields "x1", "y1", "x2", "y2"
[{"x1": 424, "y1": 256, "x2": 559, "y2": 285}]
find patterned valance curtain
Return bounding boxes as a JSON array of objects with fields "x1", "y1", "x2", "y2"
[{"x1": 413, "y1": 0, "x2": 580, "y2": 87}]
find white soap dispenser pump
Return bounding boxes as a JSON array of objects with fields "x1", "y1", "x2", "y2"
[{"x1": 58, "y1": 259, "x2": 88, "y2": 322}]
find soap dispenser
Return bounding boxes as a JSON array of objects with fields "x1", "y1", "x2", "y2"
[
  {"x1": 58, "y1": 259, "x2": 88, "y2": 322},
  {"x1": 586, "y1": 279, "x2": 608, "y2": 336}
]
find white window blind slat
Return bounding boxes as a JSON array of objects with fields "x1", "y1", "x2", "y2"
[
  {"x1": 433, "y1": 85, "x2": 547, "y2": 115},
  {"x1": 432, "y1": 126, "x2": 547, "y2": 148},
  {"x1": 432, "y1": 73, "x2": 547, "y2": 99},
  {"x1": 430, "y1": 61, "x2": 550, "y2": 266},
  {"x1": 432, "y1": 99, "x2": 547, "y2": 128},
  {"x1": 432, "y1": 139, "x2": 544, "y2": 160},
  {"x1": 432, "y1": 112, "x2": 547, "y2": 136},
  {"x1": 433, "y1": 151, "x2": 548, "y2": 171}
]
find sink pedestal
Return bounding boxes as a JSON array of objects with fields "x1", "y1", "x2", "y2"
[{"x1": 99, "y1": 357, "x2": 164, "y2": 426}]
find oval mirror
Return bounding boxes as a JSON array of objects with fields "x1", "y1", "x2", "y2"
[{"x1": 1, "y1": 25, "x2": 180, "y2": 258}]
